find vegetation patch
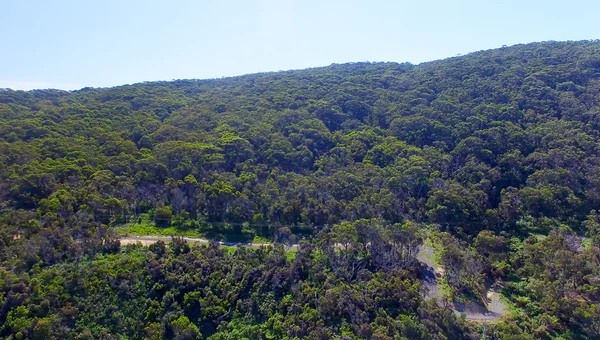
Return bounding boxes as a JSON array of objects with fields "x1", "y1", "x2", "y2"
[{"x1": 1, "y1": 41, "x2": 599, "y2": 338}]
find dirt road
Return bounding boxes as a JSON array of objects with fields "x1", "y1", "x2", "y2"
[
  {"x1": 119, "y1": 235, "x2": 296, "y2": 249},
  {"x1": 417, "y1": 245, "x2": 507, "y2": 321}
]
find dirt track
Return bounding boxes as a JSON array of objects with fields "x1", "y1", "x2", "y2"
[
  {"x1": 119, "y1": 235, "x2": 293, "y2": 248},
  {"x1": 417, "y1": 245, "x2": 507, "y2": 321}
]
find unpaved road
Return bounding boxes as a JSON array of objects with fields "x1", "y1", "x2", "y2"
[
  {"x1": 119, "y1": 235, "x2": 297, "y2": 249},
  {"x1": 417, "y1": 245, "x2": 507, "y2": 321},
  {"x1": 119, "y1": 236, "x2": 506, "y2": 321}
]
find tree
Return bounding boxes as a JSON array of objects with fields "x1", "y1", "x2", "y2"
[{"x1": 155, "y1": 206, "x2": 172, "y2": 227}]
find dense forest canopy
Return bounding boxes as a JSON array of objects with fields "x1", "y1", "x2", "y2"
[{"x1": 1, "y1": 41, "x2": 600, "y2": 339}]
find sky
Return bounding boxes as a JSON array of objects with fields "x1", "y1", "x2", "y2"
[{"x1": 1, "y1": 0, "x2": 598, "y2": 90}]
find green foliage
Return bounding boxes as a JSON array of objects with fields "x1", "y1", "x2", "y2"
[
  {"x1": 1, "y1": 41, "x2": 600, "y2": 338},
  {"x1": 2, "y1": 41, "x2": 600, "y2": 234},
  {"x1": 116, "y1": 222, "x2": 205, "y2": 238}
]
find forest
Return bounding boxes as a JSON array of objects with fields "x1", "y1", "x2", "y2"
[{"x1": 1, "y1": 40, "x2": 600, "y2": 339}]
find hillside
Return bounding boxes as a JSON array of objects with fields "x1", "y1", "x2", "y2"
[{"x1": 1, "y1": 41, "x2": 599, "y2": 339}]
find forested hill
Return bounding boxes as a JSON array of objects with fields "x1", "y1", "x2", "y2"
[
  {"x1": 2, "y1": 40, "x2": 600, "y2": 235},
  {"x1": 1, "y1": 41, "x2": 600, "y2": 339}
]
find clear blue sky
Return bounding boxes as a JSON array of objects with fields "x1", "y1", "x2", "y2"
[{"x1": 1, "y1": 0, "x2": 598, "y2": 90}]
